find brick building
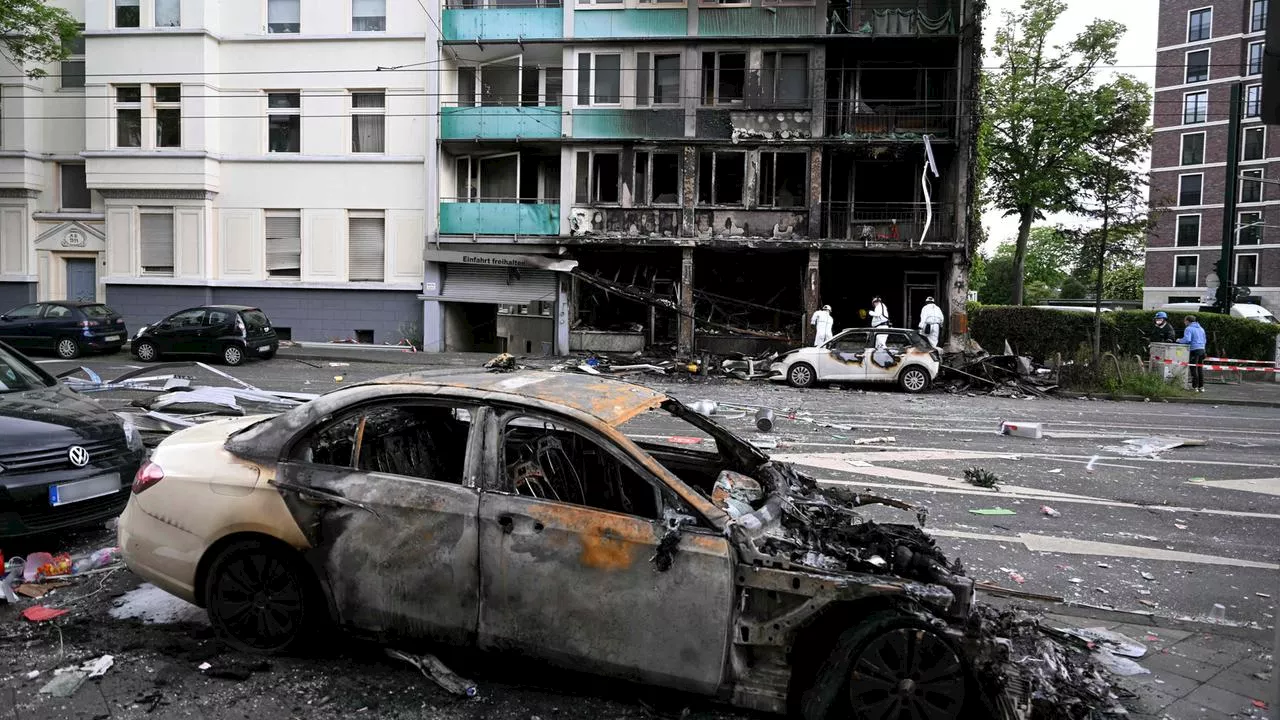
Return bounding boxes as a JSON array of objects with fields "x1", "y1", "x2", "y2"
[{"x1": 1146, "y1": 0, "x2": 1278, "y2": 311}]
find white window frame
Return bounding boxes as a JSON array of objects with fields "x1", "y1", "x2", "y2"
[
  {"x1": 1240, "y1": 168, "x2": 1264, "y2": 203},
  {"x1": 1180, "y1": 131, "x2": 1206, "y2": 165},
  {"x1": 115, "y1": 0, "x2": 140, "y2": 28},
  {"x1": 701, "y1": 50, "x2": 747, "y2": 106},
  {"x1": 1252, "y1": 0, "x2": 1269, "y2": 33},
  {"x1": 267, "y1": 91, "x2": 301, "y2": 153},
  {"x1": 60, "y1": 25, "x2": 84, "y2": 90},
  {"x1": 1183, "y1": 90, "x2": 1209, "y2": 124},
  {"x1": 114, "y1": 85, "x2": 142, "y2": 149},
  {"x1": 347, "y1": 210, "x2": 385, "y2": 282},
  {"x1": 267, "y1": 0, "x2": 301, "y2": 34},
  {"x1": 1238, "y1": 210, "x2": 1264, "y2": 245},
  {"x1": 1248, "y1": 41, "x2": 1265, "y2": 76},
  {"x1": 1236, "y1": 253, "x2": 1259, "y2": 286},
  {"x1": 1178, "y1": 172, "x2": 1204, "y2": 206},
  {"x1": 265, "y1": 210, "x2": 302, "y2": 278},
  {"x1": 1187, "y1": 6, "x2": 1212, "y2": 42},
  {"x1": 350, "y1": 90, "x2": 386, "y2": 154},
  {"x1": 139, "y1": 209, "x2": 175, "y2": 276},
  {"x1": 155, "y1": 0, "x2": 181, "y2": 27},
  {"x1": 1184, "y1": 48, "x2": 1210, "y2": 84},
  {"x1": 352, "y1": 0, "x2": 386, "y2": 31},
  {"x1": 1175, "y1": 213, "x2": 1201, "y2": 247},
  {"x1": 1243, "y1": 125, "x2": 1266, "y2": 161},
  {"x1": 1246, "y1": 84, "x2": 1262, "y2": 117},
  {"x1": 1173, "y1": 254, "x2": 1199, "y2": 287},
  {"x1": 576, "y1": 52, "x2": 622, "y2": 106},
  {"x1": 155, "y1": 85, "x2": 181, "y2": 148}
]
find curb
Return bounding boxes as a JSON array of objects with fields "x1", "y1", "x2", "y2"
[
  {"x1": 1058, "y1": 390, "x2": 1280, "y2": 409},
  {"x1": 277, "y1": 350, "x2": 430, "y2": 367}
]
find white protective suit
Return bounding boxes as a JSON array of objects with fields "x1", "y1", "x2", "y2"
[
  {"x1": 870, "y1": 301, "x2": 890, "y2": 328},
  {"x1": 811, "y1": 309, "x2": 834, "y2": 346},
  {"x1": 918, "y1": 302, "x2": 945, "y2": 348}
]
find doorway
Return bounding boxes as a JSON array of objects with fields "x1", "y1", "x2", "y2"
[
  {"x1": 904, "y1": 272, "x2": 940, "y2": 330},
  {"x1": 66, "y1": 258, "x2": 96, "y2": 302}
]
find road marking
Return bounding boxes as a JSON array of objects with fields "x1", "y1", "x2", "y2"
[
  {"x1": 928, "y1": 529, "x2": 1279, "y2": 570},
  {"x1": 774, "y1": 445, "x2": 1280, "y2": 471},
  {"x1": 1188, "y1": 477, "x2": 1280, "y2": 496}
]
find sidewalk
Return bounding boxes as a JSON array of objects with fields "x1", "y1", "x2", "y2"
[{"x1": 1068, "y1": 379, "x2": 1280, "y2": 409}]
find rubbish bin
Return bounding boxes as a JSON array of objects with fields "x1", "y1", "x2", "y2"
[{"x1": 1149, "y1": 342, "x2": 1190, "y2": 390}]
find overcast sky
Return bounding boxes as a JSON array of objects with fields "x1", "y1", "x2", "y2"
[{"x1": 979, "y1": 0, "x2": 1158, "y2": 252}]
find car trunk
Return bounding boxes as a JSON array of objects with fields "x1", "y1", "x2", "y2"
[{"x1": 241, "y1": 309, "x2": 274, "y2": 338}]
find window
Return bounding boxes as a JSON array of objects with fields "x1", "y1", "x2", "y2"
[
  {"x1": 1248, "y1": 42, "x2": 1265, "y2": 76},
  {"x1": 1239, "y1": 211, "x2": 1263, "y2": 245},
  {"x1": 165, "y1": 308, "x2": 205, "y2": 327},
  {"x1": 155, "y1": 85, "x2": 181, "y2": 148},
  {"x1": 115, "y1": 0, "x2": 140, "y2": 27},
  {"x1": 632, "y1": 151, "x2": 680, "y2": 205},
  {"x1": 574, "y1": 151, "x2": 620, "y2": 204},
  {"x1": 1243, "y1": 126, "x2": 1265, "y2": 161},
  {"x1": 348, "y1": 212, "x2": 385, "y2": 282},
  {"x1": 1181, "y1": 133, "x2": 1205, "y2": 165},
  {"x1": 1185, "y1": 49, "x2": 1209, "y2": 83},
  {"x1": 758, "y1": 151, "x2": 806, "y2": 207},
  {"x1": 636, "y1": 53, "x2": 680, "y2": 106},
  {"x1": 1241, "y1": 168, "x2": 1264, "y2": 203},
  {"x1": 577, "y1": 53, "x2": 621, "y2": 105},
  {"x1": 140, "y1": 211, "x2": 174, "y2": 275},
  {"x1": 156, "y1": 0, "x2": 180, "y2": 26},
  {"x1": 697, "y1": 151, "x2": 745, "y2": 205},
  {"x1": 762, "y1": 51, "x2": 808, "y2": 104},
  {"x1": 60, "y1": 26, "x2": 84, "y2": 89},
  {"x1": 266, "y1": 210, "x2": 302, "y2": 278},
  {"x1": 268, "y1": 92, "x2": 301, "y2": 153},
  {"x1": 44, "y1": 305, "x2": 71, "y2": 319},
  {"x1": 115, "y1": 86, "x2": 141, "y2": 148},
  {"x1": 701, "y1": 51, "x2": 745, "y2": 105},
  {"x1": 1188, "y1": 7, "x2": 1211, "y2": 41},
  {"x1": 298, "y1": 404, "x2": 471, "y2": 482},
  {"x1": 1183, "y1": 91, "x2": 1208, "y2": 124},
  {"x1": 1174, "y1": 256, "x2": 1198, "y2": 287},
  {"x1": 1237, "y1": 254, "x2": 1259, "y2": 286},
  {"x1": 4, "y1": 304, "x2": 42, "y2": 320},
  {"x1": 268, "y1": 0, "x2": 300, "y2": 33},
  {"x1": 1252, "y1": 0, "x2": 1268, "y2": 32},
  {"x1": 1246, "y1": 84, "x2": 1262, "y2": 117},
  {"x1": 351, "y1": 91, "x2": 385, "y2": 153},
  {"x1": 1175, "y1": 214, "x2": 1201, "y2": 247},
  {"x1": 832, "y1": 331, "x2": 870, "y2": 353},
  {"x1": 1178, "y1": 174, "x2": 1203, "y2": 206},
  {"x1": 59, "y1": 164, "x2": 90, "y2": 211},
  {"x1": 352, "y1": 0, "x2": 385, "y2": 31}
]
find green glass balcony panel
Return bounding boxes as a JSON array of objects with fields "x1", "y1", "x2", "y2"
[
  {"x1": 697, "y1": 6, "x2": 815, "y2": 36},
  {"x1": 574, "y1": 8, "x2": 687, "y2": 37},
  {"x1": 441, "y1": 106, "x2": 563, "y2": 139},
  {"x1": 572, "y1": 109, "x2": 685, "y2": 139},
  {"x1": 442, "y1": 7, "x2": 563, "y2": 41},
  {"x1": 440, "y1": 202, "x2": 561, "y2": 236}
]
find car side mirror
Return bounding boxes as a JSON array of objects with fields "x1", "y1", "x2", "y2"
[{"x1": 0, "y1": 315, "x2": 8, "y2": 321}]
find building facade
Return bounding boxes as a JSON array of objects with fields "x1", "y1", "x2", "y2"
[
  {"x1": 0, "y1": 0, "x2": 426, "y2": 343},
  {"x1": 1146, "y1": 0, "x2": 1279, "y2": 312}
]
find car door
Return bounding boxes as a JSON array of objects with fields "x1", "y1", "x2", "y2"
[
  {"x1": 817, "y1": 330, "x2": 870, "y2": 381},
  {"x1": 866, "y1": 331, "x2": 912, "y2": 382},
  {"x1": 0, "y1": 303, "x2": 44, "y2": 349},
  {"x1": 39, "y1": 304, "x2": 76, "y2": 350},
  {"x1": 154, "y1": 308, "x2": 207, "y2": 353},
  {"x1": 476, "y1": 409, "x2": 734, "y2": 694},
  {"x1": 198, "y1": 308, "x2": 235, "y2": 354},
  {"x1": 272, "y1": 401, "x2": 484, "y2": 645}
]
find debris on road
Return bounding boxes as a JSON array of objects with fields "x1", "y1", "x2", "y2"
[
  {"x1": 964, "y1": 467, "x2": 1001, "y2": 489},
  {"x1": 753, "y1": 408, "x2": 774, "y2": 432},
  {"x1": 969, "y1": 507, "x2": 1016, "y2": 516},
  {"x1": 21, "y1": 605, "x2": 68, "y2": 622},
  {"x1": 852, "y1": 435, "x2": 896, "y2": 445},
  {"x1": 387, "y1": 649, "x2": 477, "y2": 698},
  {"x1": 942, "y1": 352, "x2": 1060, "y2": 398},
  {"x1": 483, "y1": 353, "x2": 519, "y2": 372},
  {"x1": 1102, "y1": 436, "x2": 1206, "y2": 458},
  {"x1": 1040, "y1": 505, "x2": 1060, "y2": 518},
  {"x1": 38, "y1": 655, "x2": 113, "y2": 698},
  {"x1": 1000, "y1": 420, "x2": 1044, "y2": 439}
]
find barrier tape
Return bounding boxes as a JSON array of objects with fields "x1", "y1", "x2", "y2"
[
  {"x1": 1205, "y1": 357, "x2": 1272, "y2": 364},
  {"x1": 1152, "y1": 358, "x2": 1280, "y2": 372}
]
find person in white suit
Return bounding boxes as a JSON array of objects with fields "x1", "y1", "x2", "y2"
[
  {"x1": 917, "y1": 296, "x2": 945, "y2": 348},
  {"x1": 810, "y1": 304, "x2": 834, "y2": 346},
  {"x1": 869, "y1": 296, "x2": 890, "y2": 328}
]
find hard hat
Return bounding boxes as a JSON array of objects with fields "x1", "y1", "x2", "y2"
[
  {"x1": 1154, "y1": 311, "x2": 1168, "y2": 319},
  {"x1": 925, "y1": 296, "x2": 934, "y2": 303},
  {"x1": 822, "y1": 304, "x2": 831, "y2": 311}
]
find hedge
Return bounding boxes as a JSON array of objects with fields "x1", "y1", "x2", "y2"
[{"x1": 968, "y1": 306, "x2": 1280, "y2": 363}]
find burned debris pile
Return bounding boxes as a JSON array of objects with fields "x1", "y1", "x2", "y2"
[{"x1": 942, "y1": 351, "x2": 1059, "y2": 398}]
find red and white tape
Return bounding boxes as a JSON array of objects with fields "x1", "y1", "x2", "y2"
[{"x1": 1152, "y1": 358, "x2": 1280, "y2": 372}]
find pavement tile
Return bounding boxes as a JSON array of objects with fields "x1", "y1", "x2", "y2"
[
  {"x1": 1120, "y1": 681, "x2": 1180, "y2": 713},
  {"x1": 1144, "y1": 669, "x2": 1205, "y2": 699},
  {"x1": 1182, "y1": 684, "x2": 1259, "y2": 716},
  {"x1": 1144, "y1": 651, "x2": 1223, "y2": 683},
  {"x1": 1205, "y1": 664, "x2": 1272, "y2": 704},
  {"x1": 1114, "y1": 623, "x2": 1195, "y2": 645},
  {"x1": 1169, "y1": 638, "x2": 1258, "y2": 668},
  {"x1": 1161, "y1": 698, "x2": 1241, "y2": 720}
]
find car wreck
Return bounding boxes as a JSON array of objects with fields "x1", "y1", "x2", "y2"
[{"x1": 118, "y1": 371, "x2": 1116, "y2": 720}]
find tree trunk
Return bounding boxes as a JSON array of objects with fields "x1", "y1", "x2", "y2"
[
  {"x1": 1092, "y1": 195, "x2": 1110, "y2": 362},
  {"x1": 1012, "y1": 205, "x2": 1035, "y2": 305}
]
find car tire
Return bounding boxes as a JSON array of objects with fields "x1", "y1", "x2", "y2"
[
  {"x1": 222, "y1": 344, "x2": 245, "y2": 366},
  {"x1": 899, "y1": 366, "x2": 931, "y2": 394},
  {"x1": 55, "y1": 337, "x2": 82, "y2": 360},
  {"x1": 203, "y1": 539, "x2": 315, "y2": 654},
  {"x1": 799, "y1": 611, "x2": 970, "y2": 720},
  {"x1": 133, "y1": 340, "x2": 160, "y2": 362},
  {"x1": 788, "y1": 362, "x2": 817, "y2": 388},
  {"x1": 260, "y1": 345, "x2": 277, "y2": 360}
]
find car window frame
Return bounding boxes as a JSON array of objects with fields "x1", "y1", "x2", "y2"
[
  {"x1": 43, "y1": 304, "x2": 74, "y2": 320},
  {"x1": 204, "y1": 309, "x2": 234, "y2": 327},
  {"x1": 0, "y1": 341, "x2": 57, "y2": 390},
  {"x1": 829, "y1": 330, "x2": 870, "y2": 352},
  {"x1": 164, "y1": 308, "x2": 207, "y2": 328},
  {"x1": 5, "y1": 303, "x2": 44, "y2": 320}
]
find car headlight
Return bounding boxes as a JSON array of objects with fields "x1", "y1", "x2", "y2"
[{"x1": 120, "y1": 414, "x2": 144, "y2": 452}]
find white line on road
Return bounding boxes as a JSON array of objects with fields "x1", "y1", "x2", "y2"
[
  {"x1": 775, "y1": 446, "x2": 1280, "y2": 471},
  {"x1": 928, "y1": 528, "x2": 1280, "y2": 570},
  {"x1": 1187, "y1": 477, "x2": 1280, "y2": 496}
]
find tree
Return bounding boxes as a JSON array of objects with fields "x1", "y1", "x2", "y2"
[
  {"x1": 1103, "y1": 263, "x2": 1145, "y2": 301},
  {"x1": 0, "y1": 0, "x2": 80, "y2": 79},
  {"x1": 983, "y1": 0, "x2": 1126, "y2": 305},
  {"x1": 985, "y1": 225, "x2": 1076, "y2": 298}
]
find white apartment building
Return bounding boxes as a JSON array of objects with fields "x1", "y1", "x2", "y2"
[{"x1": 0, "y1": 0, "x2": 427, "y2": 344}]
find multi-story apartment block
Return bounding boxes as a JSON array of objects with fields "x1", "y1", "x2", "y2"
[
  {"x1": 0, "y1": 0, "x2": 978, "y2": 353},
  {"x1": 1146, "y1": 0, "x2": 1279, "y2": 312}
]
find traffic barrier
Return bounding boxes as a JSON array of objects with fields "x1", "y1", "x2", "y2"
[{"x1": 1151, "y1": 357, "x2": 1280, "y2": 372}]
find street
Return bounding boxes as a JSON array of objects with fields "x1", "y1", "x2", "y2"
[{"x1": 5, "y1": 352, "x2": 1280, "y2": 719}]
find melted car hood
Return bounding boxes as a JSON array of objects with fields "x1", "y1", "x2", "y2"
[{"x1": 0, "y1": 385, "x2": 123, "y2": 446}]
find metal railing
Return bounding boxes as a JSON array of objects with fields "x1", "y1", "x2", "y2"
[
  {"x1": 444, "y1": 0, "x2": 561, "y2": 7},
  {"x1": 821, "y1": 201, "x2": 956, "y2": 243},
  {"x1": 825, "y1": 100, "x2": 953, "y2": 137}
]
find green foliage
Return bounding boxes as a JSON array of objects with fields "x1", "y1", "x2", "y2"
[
  {"x1": 1103, "y1": 263, "x2": 1145, "y2": 301},
  {"x1": 1102, "y1": 371, "x2": 1193, "y2": 399},
  {"x1": 1059, "y1": 276, "x2": 1089, "y2": 299},
  {"x1": 0, "y1": 0, "x2": 80, "y2": 78},
  {"x1": 977, "y1": 225, "x2": 1075, "y2": 303}
]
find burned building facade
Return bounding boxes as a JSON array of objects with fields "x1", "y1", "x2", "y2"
[{"x1": 422, "y1": 0, "x2": 981, "y2": 354}]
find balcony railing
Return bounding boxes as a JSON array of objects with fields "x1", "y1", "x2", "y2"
[
  {"x1": 825, "y1": 100, "x2": 953, "y2": 138},
  {"x1": 827, "y1": 0, "x2": 959, "y2": 36},
  {"x1": 572, "y1": 109, "x2": 686, "y2": 139},
  {"x1": 440, "y1": 199, "x2": 561, "y2": 236},
  {"x1": 441, "y1": 106, "x2": 563, "y2": 139},
  {"x1": 442, "y1": 0, "x2": 563, "y2": 41},
  {"x1": 821, "y1": 201, "x2": 956, "y2": 244},
  {"x1": 575, "y1": 7, "x2": 688, "y2": 37}
]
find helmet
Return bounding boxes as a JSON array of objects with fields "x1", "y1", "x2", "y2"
[
  {"x1": 925, "y1": 296, "x2": 935, "y2": 303},
  {"x1": 822, "y1": 304, "x2": 831, "y2": 311},
  {"x1": 1154, "y1": 311, "x2": 1168, "y2": 319}
]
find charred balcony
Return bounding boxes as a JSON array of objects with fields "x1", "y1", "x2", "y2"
[
  {"x1": 826, "y1": 0, "x2": 961, "y2": 37},
  {"x1": 825, "y1": 44, "x2": 959, "y2": 139},
  {"x1": 819, "y1": 201, "x2": 957, "y2": 246}
]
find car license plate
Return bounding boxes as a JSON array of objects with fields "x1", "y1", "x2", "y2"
[
  {"x1": 104, "y1": 335, "x2": 121, "y2": 342},
  {"x1": 48, "y1": 474, "x2": 121, "y2": 507},
  {"x1": 258, "y1": 345, "x2": 272, "y2": 353}
]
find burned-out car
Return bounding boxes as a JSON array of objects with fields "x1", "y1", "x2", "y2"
[
  {"x1": 119, "y1": 372, "x2": 1016, "y2": 719},
  {"x1": 771, "y1": 328, "x2": 941, "y2": 392}
]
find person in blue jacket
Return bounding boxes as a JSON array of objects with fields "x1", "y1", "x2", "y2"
[{"x1": 1177, "y1": 315, "x2": 1208, "y2": 392}]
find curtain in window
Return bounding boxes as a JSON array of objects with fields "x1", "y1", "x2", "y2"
[
  {"x1": 353, "y1": 0, "x2": 386, "y2": 30},
  {"x1": 269, "y1": 0, "x2": 300, "y2": 25},
  {"x1": 155, "y1": 0, "x2": 180, "y2": 27}
]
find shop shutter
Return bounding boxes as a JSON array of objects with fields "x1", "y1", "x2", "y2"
[
  {"x1": 348, "y1": 215, "x2": 385, "y2": 281},
  {"x1": 265, "y1": 212, "x2": 301, "y2": 275},
  {"x1": 441, "y1": 264, "x2": 557, "y2": 303},
  {"x1": 140, "y1": 212, "x2": 174, "y2": 274}
]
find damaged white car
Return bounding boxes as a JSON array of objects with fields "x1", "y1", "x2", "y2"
[
  {"x1": 119, "y1": 371, "x2": 1057, "y2": 719},
  {"x1": 770, "y1": 328, "x2": 941, "y2": 392}
]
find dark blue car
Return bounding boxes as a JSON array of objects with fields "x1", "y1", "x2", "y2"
[{"x1": 0, "y1": 301, "x2": 128, "y2": 360}]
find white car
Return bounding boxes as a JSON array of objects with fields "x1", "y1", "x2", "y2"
[{"x1": 770, "y1": 327, "x2": 941, "y2": 392}]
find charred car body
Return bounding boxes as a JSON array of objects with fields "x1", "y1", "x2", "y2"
[
  {"x1": 119, "y1": 372, "x2": 1018, "y2": 719},
  {"x1": 770, "y1": 328, "x2": 941, "y2": 392}
]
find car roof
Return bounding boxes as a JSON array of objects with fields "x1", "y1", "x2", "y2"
[
  {"x1": 45, "y1": 300, "x2": 108, "y2": 307},
  {"x1": 202, "y1": 305, "x2": 259, "y2": 311}
]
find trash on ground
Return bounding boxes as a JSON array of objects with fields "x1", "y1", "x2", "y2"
[
  {"x1": 853, "y1": 436, "x2": 896, "y2": 445},
  {"x1": 1000, "y1": 421, "x2": 1044, "y2": 439},
  {"x1": 1008, "y1": 571, "x2": 1025, "y2": 584},
  {"x1": 1102, "y1": 436, "x2": 1206, "y2": 458},
  {"x1": 1068, "y1": 578, "x2": 1083, "y2": 584},
  {"x1": 21, "y1": 605, "x2": 69, "y2": 622},
  {"x1": 387, "y1": 649, "x2": 477, "y2": 698},
  {"x1": 15, "y1": 580, "x2": 71, "y2": 599},
  {"x1": 969, "y1": 507, "x2": 1017, "y2": 516},
  {"x1": 1140, "y1": 571, "x2": 1156, "y2": 581},
  {"x1": 1040, "y1": 505, "x2": 1061, "y2": 518},
  {"x1": 754, "y1": 408, "x2": 774, "y2": 432},
  {"x1": 483, "y1": 354, "x2": 518, "y2": 373},
  {"x1": 109, "y1": 583, "x2": 206, "y2": 624},
  {"x1": 328, "y1": 362, "x2": 350, "y2": 367},
  {"x1": 1093, "y1": 650, "x2": 1150, "y2": 676},
  {"x1": 1061, "y1": 627, "x2": 1147, "y2": 658},
  {"x1": 963, "y1": 467, "x2": 1000, "y2": 489}
]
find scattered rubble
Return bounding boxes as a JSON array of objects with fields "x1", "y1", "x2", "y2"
[
  {"x1": 387, "y1": 649, "x2": 477, "y2": 698},
  {"x1": 964, "y1": 467, "x2": 1001, "y2": 489},
  {"x1": 1101, "y1": 436, "x2": 1206, "y2": 458},
  {"x1": 942, "y1": 350, "x2": 1060, "y2": 398}
]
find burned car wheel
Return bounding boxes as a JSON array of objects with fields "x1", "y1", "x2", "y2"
[
  {"x1": 788, "y1": 362, "x2": 817, "y2": 388},
  {"x1": 899, "y1": 367, "x2": 930, "y2": 394},
  {"x1": 204, "y1": 540, "x2": 314, "y2": 654},
  {"x1": 801, "y1": 612, "x2": 968, "y2": 720}
]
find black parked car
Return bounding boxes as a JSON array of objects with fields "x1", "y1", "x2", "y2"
[
  {"x1": 132, "y1": 305, "x2": 279, "y2": 366},
  {"x1": 0, "y1": 341, "x2": 145, "y2": 538},
  {"x1": 0, "y1": 301, "x2": 128, "y2": 359}
]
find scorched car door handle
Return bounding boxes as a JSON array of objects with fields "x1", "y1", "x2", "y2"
[{"x1": 268, "y1": 478, "x2": 381, "y2": 519}]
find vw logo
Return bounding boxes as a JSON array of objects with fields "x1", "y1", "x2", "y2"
[{"x1": 68, "y1": 446, "x2": 90, "y2": 468}]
